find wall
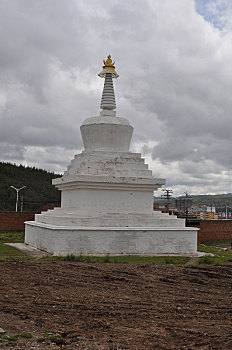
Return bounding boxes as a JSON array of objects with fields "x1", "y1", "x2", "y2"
[
  {"x1": 25, "y1": 224, "x2": 198, "y2": 255},
  {"x1": 0, "y1": 213, "x2": 35, "y2": 232},
  {"x1": 198, "y1": 220, "x2": 232, "y2": 243}
]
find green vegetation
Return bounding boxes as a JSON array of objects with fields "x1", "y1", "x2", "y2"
[
  {"x1": 19, "y1": 333, "x2": 32, "y2": 339},
  {"x1": 0, "y1": 333, "x2": 32, "y2": 347},
  {"x1": 197, "y1": 244, "x2": 223, "y2": 255},
  {"x1": 197, "y1": 255, "x2": 215, "y2": 264},
  {"x1": 0, "y1": 162, "x2": 61, "y2": 212},
  {"x1": 37, "y1": 337, "x2": 45, "y2": 343},
  {"x1": 0, "y1": 231, "x2": 24, "y2": 243},
  {"x1": 44, "y1": 254, "x2": 190, "y2": 265},
  {"x1": 200, "y1": 240, "x2": 231, "y2": 247},
  {"x1": 37, "y1": 333, "x2": 65, "y2": 345},
  {"x1": 0, "y1": 231, "x2": 32, "y2": 261},
  {"x1": 197, "y1": 254, "x2": 232, "y2": 265},
  {"x1": 198, "y1": 240, "x2": 232, "y2": 265}
]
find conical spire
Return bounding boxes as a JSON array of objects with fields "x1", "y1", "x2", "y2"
[
  {"x1": 100, "y1": 73, "x2": 116, "y2": 110},
  {"x1": 98, "y1": 55, "x2": 119, "y2": 117}
]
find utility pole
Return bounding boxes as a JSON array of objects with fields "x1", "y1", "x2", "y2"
[
  {"x1": 10, "y1": 186, "x2": 26, "y2": 212},
  {"x1": 184, "y1": 192, "x2": 191, "y2": 225},
  {"x1": 20, "y1": 195, "x2": 24, "y2": 212},
  {"x1": 162, "y1": 189, "x2": 173, "y2": 213}
]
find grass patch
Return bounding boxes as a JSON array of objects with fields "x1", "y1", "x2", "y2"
[
  {"x1": 0, "y1": 333, "x2": 32, "y2": 347},
  {"x1": 0, "y1": 231, "x2": 24, "y2": 243},
  {"x1": 198, "y1": 243, "x2": 232, "y2": 256},
  {"x1": 6, "y1": 336, "x2": 18, "y2": 342},
  {"x1": 197, "y1": 255, "x2": 215, "y2": 265},
  {"x1": 197, "y1": 254, "x2": 232, "y2": 265},
  {"x1": 18, "y1": 333, "x2": 32, "y2": 339},
  {"x1": 198, "y1": 244, "x2": 222, "y2": 255},
  {"x1": 37, "y1": 337, "x2": 45, "y2": 343},
  {"x1": 43, "y1": 254, "x2": 189, "y2": 265},
  {"x1": 47, "y1": 334, "x2": 65, "y2": 345},
  {"x1": 37, "y1": 333, "x2": 65, "y2": 345},
  {"x1": 0, "y1": 231, "x2": 32, "y2": 261},
  {"x1": 201, "y1": 240, "x2": 232, "y2": 247},
  {"x1": 198, "y1": 241, "x2": 232, "y2": 265}
]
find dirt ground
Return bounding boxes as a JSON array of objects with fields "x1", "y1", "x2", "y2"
[{"x1": 0, "y1": 261, "x2": 232, "y2": 349}]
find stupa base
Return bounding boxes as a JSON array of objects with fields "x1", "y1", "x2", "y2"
[{"x1": 25, "y1": 221, "x2": 198, "y2": 256}]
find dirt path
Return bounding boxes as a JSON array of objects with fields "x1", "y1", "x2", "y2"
[{"x1": 1, "y1": 261, "x2": 232, "y2": 349}]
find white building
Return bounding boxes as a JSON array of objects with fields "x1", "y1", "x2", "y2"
[{"x1": 25, "y1": 56, "x2": 198, "y2": 256}]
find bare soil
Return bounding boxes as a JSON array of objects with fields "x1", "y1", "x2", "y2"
[{"x1": 0, "y1": 261, "x2": 232, "y2": 349}]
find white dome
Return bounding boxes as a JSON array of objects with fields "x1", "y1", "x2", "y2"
[{"x1": 80, "y1": 116, "x2": 134, "y2": 152}]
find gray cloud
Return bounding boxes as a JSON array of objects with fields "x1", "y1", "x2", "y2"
[{"x1": 0, "y1": 0, "x2": 232, "y2": 194}]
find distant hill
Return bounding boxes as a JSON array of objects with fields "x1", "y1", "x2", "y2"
[
  {"x1": 190, "y1": 194, "x2": 232, "y2": 207},
  {"x1": 0, "y1": 162, "x2": 61, "y2": 212},
  {"x1": 154, "y1": 193, "x2": 232, "y2": 208}
]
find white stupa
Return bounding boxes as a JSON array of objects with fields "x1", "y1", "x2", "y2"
[{"x1": 25, "y1": 55, "x2": 198, "y2": 256}]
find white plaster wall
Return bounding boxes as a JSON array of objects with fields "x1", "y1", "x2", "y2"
[
  {"x1": 61, "y1": 188, "x2": 154, "y2": 213},
  {"x1": 25, "y1": 222, "x2": 198, "y2": 256}
]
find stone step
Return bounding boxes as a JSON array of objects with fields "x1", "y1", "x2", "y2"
[
  {"x1": 74, "y1": 151, "x2": 143, "y2": 161},
  {"x1": 67, "y1": 168, "x2": 153, "y2": 178},
  {"x1": 35, "y1": 213, "x2": 185, "y2": 228},
  {"x1": 37, "y1": 209, "x2": 170, "y2": 218},
  {"x1": 68, "y1": 156, "x2": 147, "y2": 170}
]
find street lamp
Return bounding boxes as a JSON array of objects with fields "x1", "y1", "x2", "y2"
[{"x1": 10, "y1": 186, "x2": 26, "y2": 212}]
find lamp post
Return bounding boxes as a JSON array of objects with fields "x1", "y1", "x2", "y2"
[{"x1": 10, "y1": 186, "x2": 26, "y2": 212}]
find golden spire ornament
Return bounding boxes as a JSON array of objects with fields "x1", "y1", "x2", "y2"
[{"x1": 98, "y1": 54, "x2": 119, "y2": 78}]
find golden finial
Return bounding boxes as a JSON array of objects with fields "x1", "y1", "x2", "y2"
[
  {"x1": 98, "y1": 54, "x2": 119, "y2": 79},
  {"x1": 103, "y1": 55, "x2": 115, "y2": 67}
]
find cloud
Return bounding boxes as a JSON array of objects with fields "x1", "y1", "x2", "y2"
[
  {"x1": 0, "y1": 0, "x2": 232, "y2": 195},
  {"x1": 195, "y1": 0, "x2": 232, "y2": 31}
]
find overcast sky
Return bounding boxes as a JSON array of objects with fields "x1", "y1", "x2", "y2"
[{"x1": 1, "y1": 0, "x2": 232, "y2": 196}]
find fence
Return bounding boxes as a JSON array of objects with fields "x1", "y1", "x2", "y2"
[
  {"x1": 198, "y1": 220, "x2": 232, "y2": 243},
  {"x1": 0, "y1": 212, "x2": 35, "y2": 232}
]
